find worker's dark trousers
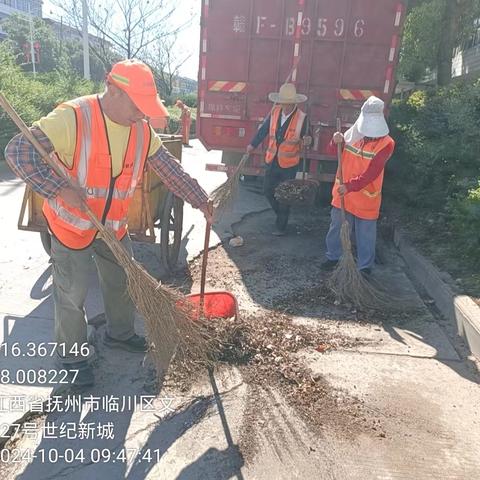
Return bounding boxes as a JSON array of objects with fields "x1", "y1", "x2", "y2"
[
  {"x1": 50, "y1": 234, "x2": 136, "y2": 364},
  {"x1": 263, "y1": 160, "x2": 298, "y2": 232}
]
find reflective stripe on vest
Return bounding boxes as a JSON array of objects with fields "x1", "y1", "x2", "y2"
[
  {"x1": 105, "y1": 218, "x2": 128, "y2": 231},
  {"x1": 126, "y1": 124, "x2": 147, "y2": 198},
  {"x1": 71, "y1": 97, "x2": 93, "y2": 188},
  {"x1": 335, "y1": 177, "x2": 381, "y2": 198},
  {"x1": 47, "y1": 201, "x2": 94, "y2": 230},
  {"x1": 344, "y1": 144, "x2": 376, "y2": 159},
  {"x1": 265, "y1": 107, "x2": 306, "y2": 168},
  {"x1": 331, "y1": 136, "x2": 395, "y2": 220},
  {"x1": 48, "y1": 200, "x2": 129, "y2": 231},
  {"x1": 43, "y1": 95, "x2": 151, "y2": 249}
]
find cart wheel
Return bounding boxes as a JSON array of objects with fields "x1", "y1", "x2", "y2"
[
  {"x1": 40, "y1": 231, "x2": 51, "y2": 256},
  {"x1": 160, "y1": 192, "x2": 184, "y2": 271}
]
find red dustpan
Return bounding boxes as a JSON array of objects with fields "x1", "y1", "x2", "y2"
[{"x1": 184, "y1": 204, "x2": 238, "y2": 320}]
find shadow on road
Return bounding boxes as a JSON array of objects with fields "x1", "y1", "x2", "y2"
[{"x1": 206, "y1": 195, "x2": 479, "y2": 387}]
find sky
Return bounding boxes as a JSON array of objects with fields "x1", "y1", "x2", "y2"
[{"x1": 42, "y1": 0, "x2": 201, "y2": 79}]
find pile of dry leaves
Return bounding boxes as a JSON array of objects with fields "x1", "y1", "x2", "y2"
[{"x1": 167, "y1": 310, "x2": 369, "y2": 437}]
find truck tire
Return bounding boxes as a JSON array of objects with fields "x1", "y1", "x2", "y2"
[{"x1": 318, "y1": 182, "x2": 334, "y2": 206}]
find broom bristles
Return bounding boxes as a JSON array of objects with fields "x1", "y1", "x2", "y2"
[
  {"x1": 209, "y1": 154, "x2": 250, "y2": 210},
  {"x1": 209, "y1": 170, "x2": 241, "y2": 210},
  {"x1": 0, "y1": 93, "x2": 213, "y2": 380},
  {"x1": 328, "y1": 220, "x2": 393, "y2": 311},
  {"x1": 100, "y1": 228, "x2": 214, "y2": 379}
]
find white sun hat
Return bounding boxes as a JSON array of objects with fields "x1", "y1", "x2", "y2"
[
  {"x1": 344, "y1": 96, "x2": 389, "y2": 145},
  {"x1": 268, "y1": 83, "x2": 308, "y2": 104}
]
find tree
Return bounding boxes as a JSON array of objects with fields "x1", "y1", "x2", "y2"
[
  {"x1": 0, "y1": 42, "x2": 97, "y2": 158},
  {"x1": 55, "y1": 0, "x2": 194, "y2": 66},
  {"x1": 399, "y1": 0, "x2": 480, "y2": 85},
  {"x1": 145, "y1": 35, "x2": 192, "y2": 101},
  {"x1": 2, "y1": 13, "x2": 60, "y2": 73},
  {"x1": 1, "y1": 14, "x2": 107, "y2": 81},
  {"x1": 63, "y1": 38, "x2": 113, "y2": 82}
]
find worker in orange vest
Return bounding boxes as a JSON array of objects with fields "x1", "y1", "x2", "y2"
[
  {"x1": 246, "y1": 83, "x2": 311, "y2": 236},
  {"x1": 5, "y1": 60, "x2": 212, "y2": 386},
  {"x1": 322, "y1": 96, "x2": 395, "y2": 275},
  {"x1": 176, "y1": 99, "x2": 192, "y2": 146}
]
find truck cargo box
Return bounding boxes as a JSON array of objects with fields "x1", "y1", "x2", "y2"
[{"x1": 198, "y1": 0, "x2": 407, "y2": 181}]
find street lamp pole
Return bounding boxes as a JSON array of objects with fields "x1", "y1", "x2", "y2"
[
  {"x1": 82, "y1": 0, "x2": 91, "y2": 80},
  {"x1": 28, "y1": 3, "x2": 36, "y2": 77}
]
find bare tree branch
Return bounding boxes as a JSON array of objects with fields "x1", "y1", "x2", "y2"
[
  {"x1": 145, "y1": 34, "x2": 193, "y2": 99},
  {"x1": 52, "y1": 0, "x2": 195, "y2": 64}
]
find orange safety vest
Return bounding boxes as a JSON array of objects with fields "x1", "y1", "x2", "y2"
[
  {"x1": 43, "y1": 95, "x2": 151, "y2": 250},
  {"x1": 265, "y1": 106, "x2": 306, "y2": 168},
  {"x1": 332, "y1": 136, "x2": 395, "y2": 220}
]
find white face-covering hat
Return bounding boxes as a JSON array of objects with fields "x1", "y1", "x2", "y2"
[{"x1": 343, "y1": 96, "x2": 389, "y2": 145}]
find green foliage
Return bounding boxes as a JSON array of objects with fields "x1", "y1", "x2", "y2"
[
  {"x1": 399, "y1": 0, "x2": 480, "y2": 84},
  {"x1": 175, "y1": 93, "x2": 197, "y2": 108},
  {"x1": 386, "y1": 81, "x2": 480, "y2": 264},
  {"x1": 399, "y1": 0, "x2": 444, "y2": 82},
  {"x1": 0, "y1": 42, "x2": 98, "y2": 159},
  {"x1": 2, "y1": 13, "x2": 60, "y2": 73},
  {"x1": 448, "y1": 183, "x2": 480, "y2": 261},
  {"x1": 165, "y1": 106, "x2": 197, "y2": 136},
  {"x1": 61, "y1": 39, "x2": 109, "y2": 82},
  {"x1": 1, "y1": 14, "x2": 108, "y2": 82}
]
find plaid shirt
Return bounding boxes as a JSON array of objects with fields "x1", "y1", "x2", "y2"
[
  {"x1": 4, "y1": 127, "x2": 208, "y2": 209},
  {"x1": 147, "y1": 144, "x2": 207, "y2": 209},
  {"x1": 5, "y1": 128, "x2": 68, "y2": 198}
]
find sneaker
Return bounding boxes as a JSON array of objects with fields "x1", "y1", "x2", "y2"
[
  {"x1": 360, "y1": 268, "x2": 372, "y2": 276},
  {"x1": 272, "y1": 229, "x2": 286, "y2": 236},
  {"x1": 61, "y1": 361, "x2": 94, "y2": 387},
  {"x1": 104, "y1": 333, "x2": 148, "y2": 353},
  {"x1": 320, "y1": 259, "x2": 339, "y2": 271}
]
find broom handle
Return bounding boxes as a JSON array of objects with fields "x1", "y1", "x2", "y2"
[
  {"x1": 233, "y1": 153, "x2": 250, "y2": 178},
  {"x1": 302, "y1": 111, "x2": 310, "y2": 181},
  {"x1": 0, "y1": 92, "x2": 114, "y2": 235},
  {"x1": 199, "y1": 200, "x2": 214, "y2": 312},
  {"x1": 335, "y1": 117, "x2": 347, "y2": 222}
]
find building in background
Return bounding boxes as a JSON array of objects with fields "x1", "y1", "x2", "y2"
[
  {"x1": 0, "y1": 0, "x2": 42, "y2": 38},
  {"x1": 397, "y1": 18, "x2": 480, "y2": 95},
  {"x1": 44, "y1": 18, "x2": 110, "y2": 50},
  {"x1": 452, "y1": 19, "x2": 480, "y2": 80}
]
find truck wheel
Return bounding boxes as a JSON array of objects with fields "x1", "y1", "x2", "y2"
[
  {"x1": 318, "y1": 182, "x2": 334, "y2": 206},
  {"x1": 40, "y1": 231, "x2": 51, "y2": 256}
]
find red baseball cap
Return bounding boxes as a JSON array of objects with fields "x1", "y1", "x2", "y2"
[{"x1": 107, "y1": 59, "x2": 169, "y2": 118}]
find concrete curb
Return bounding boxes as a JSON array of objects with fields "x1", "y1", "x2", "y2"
[{"x1": 392, "y1": 227, "x2": 480, "y2": 360}]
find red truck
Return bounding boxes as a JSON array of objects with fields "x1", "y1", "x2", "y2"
[{"x1": 197, "y1": 0, "x2": 407, "y2": 187}]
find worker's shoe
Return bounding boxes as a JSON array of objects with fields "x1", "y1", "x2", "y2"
[
  {"x1": 272, "y1": 228, "x2": 286, "y2": 236},
  {"x1": 61, "y1": 361, "x2": 94, "y2": 387},
  {"x1": 360, "y1": 268, "x2": 372, "y2": 277},
  {"x1": 104, "y1": 333, "x2": 148, "y2": 353},
  {"x1": 320, "y1": 259, "x2": 338, "y2": 271}
]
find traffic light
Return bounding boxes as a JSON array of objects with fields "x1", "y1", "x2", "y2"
[
  {"x1": 22, "y1": 43, "x2": 31, "y2": 63},
  {"x1": 33, "y1": 42, "x2": 40, "y2": 64},
  {"x1": 22, "y1": 42, "x2": 41, "y2": 64}
]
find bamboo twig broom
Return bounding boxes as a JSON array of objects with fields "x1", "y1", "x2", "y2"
[
  {"x1": 328, "y1": 118, "x2": 391, "y2": 310},
  {"x1": 0, "y1": 92, "x2": 212, "y2": 376}
]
